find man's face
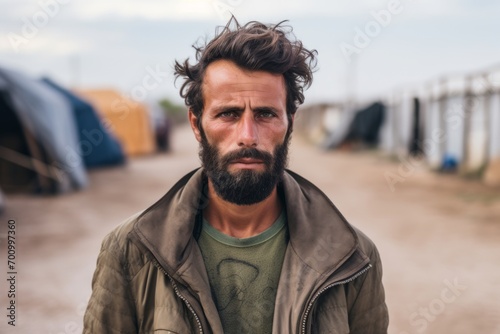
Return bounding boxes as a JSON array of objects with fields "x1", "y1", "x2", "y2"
[{"x1": 189, "y1": 60, "x2": 292, "y2": 205}]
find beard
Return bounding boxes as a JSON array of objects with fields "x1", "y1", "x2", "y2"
[{"x1": 199, "y1": 127, "x2": 292, "y2": 206}]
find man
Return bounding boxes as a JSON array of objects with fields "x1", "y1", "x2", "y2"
[{"x1": 84, "y1": 18, "x2": 388, "y2": 334}]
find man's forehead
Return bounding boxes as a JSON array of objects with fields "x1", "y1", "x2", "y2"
[{"x1": 203, "y1": 60, "x2": 285, "y2": 88}]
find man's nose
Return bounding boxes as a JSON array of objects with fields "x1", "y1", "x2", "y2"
[{"x1": 237, "y1": 111, "x2": 258, "y2": 147}]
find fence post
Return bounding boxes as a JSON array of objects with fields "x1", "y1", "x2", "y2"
[
  {"x1": 461, "y1": 76, "x2": 474, "y2": 173},
  {"x1": 481, "y1": 73, "x2": 492, "y2": 166},
  {"x1": 437, "y1": 79, "x2": 448, "y2": 164}
]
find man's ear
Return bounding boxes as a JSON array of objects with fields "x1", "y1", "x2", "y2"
[{"x1": 188, "y1": 109, "x2": 202, "y2": 143}]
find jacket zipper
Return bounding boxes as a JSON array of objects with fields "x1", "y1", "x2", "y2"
[
  {"x1": 300, "y1": 264, "x2": 372, "y2": 334},
  {"x1": 152, "y1": 260, "x2": 204, "y2": 334}
]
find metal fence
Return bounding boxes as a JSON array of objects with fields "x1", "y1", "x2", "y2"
[
  {"x1": 383, "y1": 64, "x2": 500, "y2": 175},
  {"x1": 296, "y1": 63, "x2": 500, "y2": 184}
]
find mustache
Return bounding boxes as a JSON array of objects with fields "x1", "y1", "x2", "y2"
[{"x1": 220, "y1": 147, "x2": 273, "y2": 167}]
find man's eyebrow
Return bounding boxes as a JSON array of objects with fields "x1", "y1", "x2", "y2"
[
  {"x1": 212, "y1": 105, "x2": 280, "y2": 115},
  {"x1": 253, "y1": 106, "x2": 279, "y2": 114},
  {"x1": 214, "y1": 106, "x2": 244, "y2": 113}
]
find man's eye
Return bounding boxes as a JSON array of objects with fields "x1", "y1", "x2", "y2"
[
  {"x1": 258, "y1": 111, "x2": 275, "y2": 118},
  {"x1": 219, "y1": 111, "x2": 237, "y2": 118}
]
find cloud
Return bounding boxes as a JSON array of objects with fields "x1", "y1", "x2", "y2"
[
  {"x1": 69, "y1": 0, "x2": 219, "y2": 21},
  {"x1": 5, "y1": 0, "x2": 499, "y2": 26},
  {"x1": 57, "y1": 0, "x2": 422, "y2": 22},
  {"x1": 0, "y1": 31, "x2": 90, "y2": 55}
]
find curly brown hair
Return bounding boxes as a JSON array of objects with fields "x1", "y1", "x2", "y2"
[{"x1": 174, "y1": 17, "x2": 317, "y2": 126}]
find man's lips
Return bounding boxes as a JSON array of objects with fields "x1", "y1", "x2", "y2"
[
  {"x1": 229, "y1": 158, "x2": 265, "y2": 169},
  {"x1": 231, "y1": 158, "x2": 264, "y2": 164}
]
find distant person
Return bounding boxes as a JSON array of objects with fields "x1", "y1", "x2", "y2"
[{"x1": 83, "y1": 17, "x2": 388, "y2": 333}]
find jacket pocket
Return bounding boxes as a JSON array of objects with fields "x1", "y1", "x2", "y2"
[
  {"x1": 141, "y1": 305, "x2": 194, "y2": 334},
  {"x1": 313, "y1": 305, "x2": 349, "y2": 334}
]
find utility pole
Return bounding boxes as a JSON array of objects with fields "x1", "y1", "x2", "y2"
[{"x1": 346, "y1": 53, "x2": 358, "y2": 109}]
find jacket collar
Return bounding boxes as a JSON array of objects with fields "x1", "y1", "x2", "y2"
[
  {"x1": 133, "y1": 168, "x2": 206, "y2": 276},
  {"x1": 133, "y1": 168, "x2": 362, "y2": 277},
  {"x1": 281, "y1": 169, "x2": 361, "y2": 275}
]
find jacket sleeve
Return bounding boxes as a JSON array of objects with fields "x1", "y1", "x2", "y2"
[
  {"x1": 83, "y1": 230, "x2": 138, "y2": 334},
  {"x1": 347, "y1": 241, "x2": 389, "y2": 334}
]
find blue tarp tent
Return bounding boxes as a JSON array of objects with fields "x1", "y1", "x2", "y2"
[
  {"x1": 42, "y1": 78, "x2": 125, "y2": 168},
  {"x1": 0, "y1": 66, "x2": 87, "y2": 193}
]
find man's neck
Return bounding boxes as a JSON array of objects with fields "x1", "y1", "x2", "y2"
[{"x1": 203, "y1": 180, "x2": 282, "y2": 239}]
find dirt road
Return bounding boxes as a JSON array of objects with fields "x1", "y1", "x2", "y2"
[{"x1": 1, "y1": 125, "x2": 499, "y2": 333}]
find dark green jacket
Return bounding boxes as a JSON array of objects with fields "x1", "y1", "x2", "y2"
[{"x1": 83, "y1": 169, "x2": 388, "y2": 333}]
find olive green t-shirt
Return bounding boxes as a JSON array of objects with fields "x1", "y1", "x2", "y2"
[{"x1": 198, "y1": 212, "x2": 288, "y2": 334}]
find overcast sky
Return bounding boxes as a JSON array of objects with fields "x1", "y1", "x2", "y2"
[{"x1": 1, "y1": 0, "x2": 499, "y2": 105}]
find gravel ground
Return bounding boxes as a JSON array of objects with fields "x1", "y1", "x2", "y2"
[{"x1": 1, "y1": 125, "x2": 499, "y2": 333}]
